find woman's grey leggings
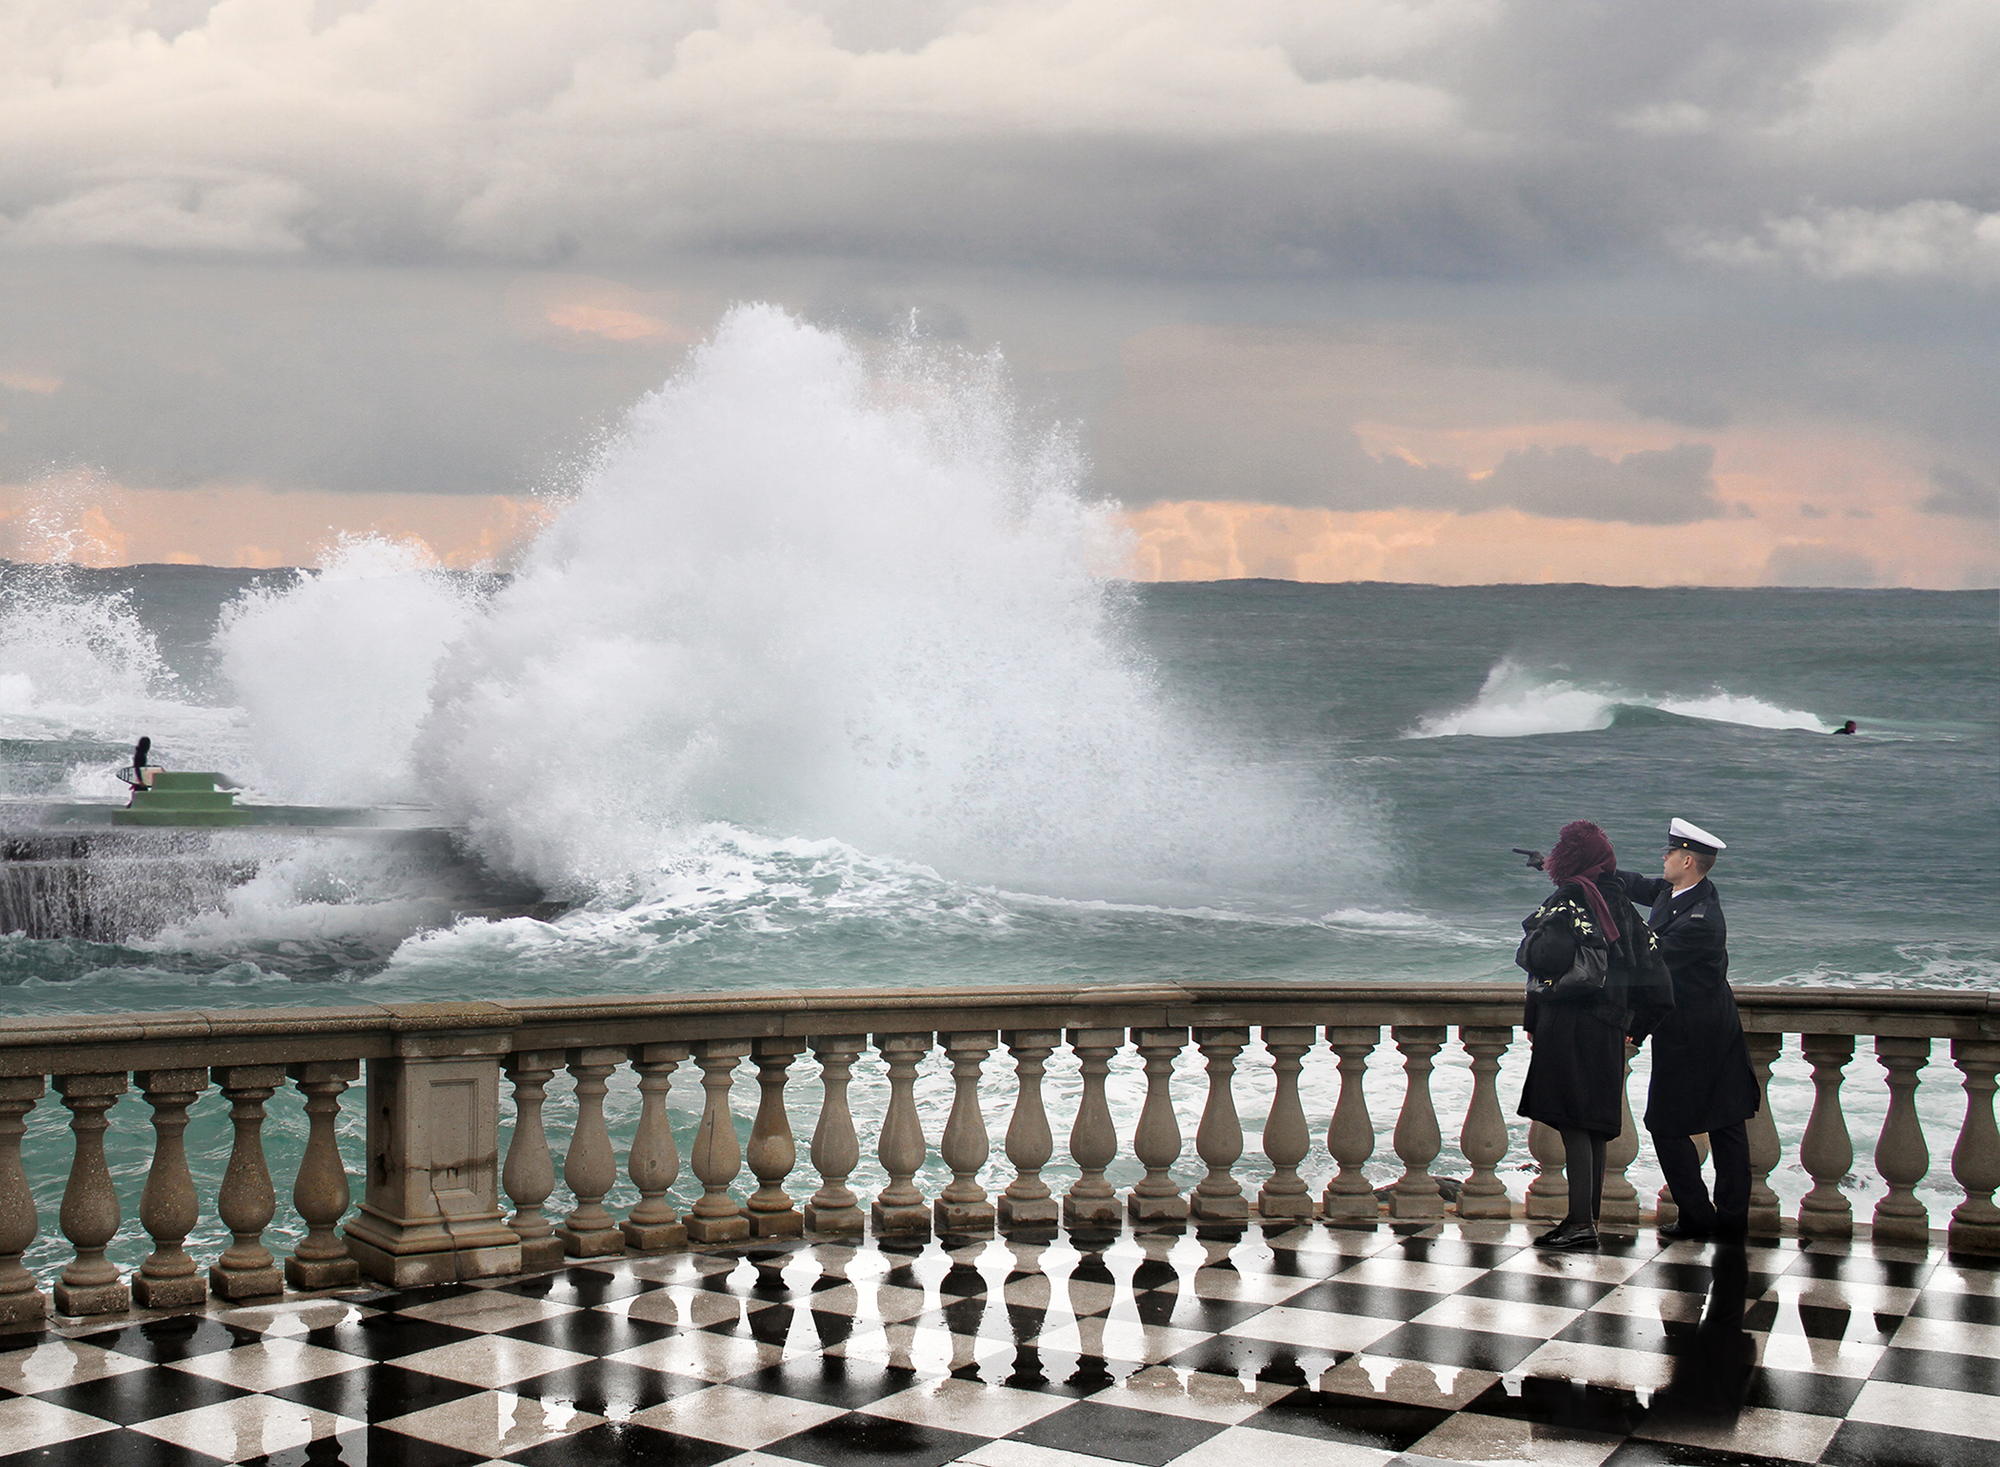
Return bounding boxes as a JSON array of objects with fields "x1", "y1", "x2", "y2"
[{"x1": 1560, "y1": 1127, "x2": 1610, "y2": 1225}]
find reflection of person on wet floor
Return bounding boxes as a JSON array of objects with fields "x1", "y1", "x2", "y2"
[
  {"x1": 1834, "y1": 720, "x2": 1857, "y2": 735},
  {"x1": 126, "y1": 736, "x2": 154, "y2": 791},
  {"x1": 1621, "y1": 819, "x2": 1759, "y2": 1240},
  {"x1": 1514, "y1": 821, "x2": 1675, "y2": 1252},
  {"x1": 1647, "y1": 1242, "x2": 1754, "y2": 1427}
]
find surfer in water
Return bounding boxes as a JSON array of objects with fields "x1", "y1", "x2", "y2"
[{"x1": 1834, "y1": 720, "x2": 1857, "y2": 735}]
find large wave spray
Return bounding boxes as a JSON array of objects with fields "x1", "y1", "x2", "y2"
[{"x1": 399, "y1": 306, "x2": 1366, "y2": 905}]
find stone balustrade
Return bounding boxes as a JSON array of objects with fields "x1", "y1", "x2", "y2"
[{"x1": 0, "y1": 981, "x2": 1994, "y2": 1324}]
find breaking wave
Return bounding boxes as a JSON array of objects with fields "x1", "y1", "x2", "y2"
[{"x1": 1408, "y1": 658, "x2": 1829, "y2": 738}]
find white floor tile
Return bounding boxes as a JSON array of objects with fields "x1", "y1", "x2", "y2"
[
  {"x1": 1406, "y1": 1411, "x2": 1621, "y2": 1465},
  {"x1": 0, "y1": 1396, "x2": 121, "y2": 1454},
  {"x1": 1411, "y1": 1295, "x2": 1582, "y2": 1338},
  {"x1": 1848, "y1": 1379, "x2": 2000, "y2": 1438},
  {"x1": 393, "y1": 1335, "x2": 594, "y2": 1388},
  {"x1": 381, "y1": 1388, "x2": 604, "y2": 1458},
  {"x1": 0, "y1": 1339, "x2": 147, "y2": 1394},
  {"x1": 131, "y1": 1395, "x2": 360, "y2": 1459},
  {"x1": 165, "y1": 1337, "x2": 371, "y2": 1390},
  {"x1": 628, "y1": 1382, "x2": 848, "y2": 1447},
  {"x1": 1333, "y1": 1258, "x2": 1491, "y2": 1294},
  {"x1": 1086, "y1": 1365, "x2": 1290, "y2": 1424},
  {"x1": 1165, "y1": 1422, "x2": 1395, "y2": 1467},
  {"x1": 1221, "y1": 1305, "x2": 1399, "y2": 1353},
  {"x1": 865, "y1": 1378, "x2": 1076, "y2": 1435}
]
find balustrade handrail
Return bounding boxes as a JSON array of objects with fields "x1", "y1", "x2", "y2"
[{"x1": 0, "y1": 981, "x2": 1991, "y2": 1074}]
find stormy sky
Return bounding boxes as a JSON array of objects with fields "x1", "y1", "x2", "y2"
[{"x1": 1, "y1": 1, "x2": 1996, "y2": 586}]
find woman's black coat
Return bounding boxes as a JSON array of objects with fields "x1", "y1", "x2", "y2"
[
  {"x1": 1516, "y1": 876, "x2": 1674, "y2": 1138},
  {"x1": 1618, "y1": 872, "x2": 1759, "y2": 1135}
]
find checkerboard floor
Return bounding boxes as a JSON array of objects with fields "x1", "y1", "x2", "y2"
[{"x1": 0, "y1": 1219, "x2": 1994, "y2": 1467}]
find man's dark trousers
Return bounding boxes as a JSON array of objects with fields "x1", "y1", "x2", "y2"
[{"x1": 1652, "y1": 1120, "x2": 1749, "y2": 1233}]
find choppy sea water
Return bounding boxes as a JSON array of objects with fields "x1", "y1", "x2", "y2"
[{"x1": 0, "y1": 306, "x2": 1993, "y2": 1278}]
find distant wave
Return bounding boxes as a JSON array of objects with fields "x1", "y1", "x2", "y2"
[{"x1": 1407, "y1": 658, "x2": 1828, "y2": 739}]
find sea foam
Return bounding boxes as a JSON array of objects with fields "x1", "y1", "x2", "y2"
[{"x1": 1409, "y1": 657, "x2": 1827, "y2": 738}]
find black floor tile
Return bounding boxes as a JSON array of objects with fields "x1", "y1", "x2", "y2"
[
  {"x1": 1128, "y1": 1259, "x2": 1181, "y2": 1292},
  {"x1": 0, "y1": 1428, "x2": 228, "y2": 1467},
  {"x1": 490, "y1": 1269, "x2": 666, "y2": 1308},
  {"x1": 931, "y1": 1295, "x2": 1044, "y2": 1341},
  {"x1": 1158, "y1": 1332, "x2": 1344, "y2": 1388},
  {"x1": 1245, "y1": 1388, "x2": 1453, "y2": 1452},
  {"x1": 956, "y1": 1346, "x2": 1124, "y2": 1397},
  {"x1": 1870, "y1": 1344, "x2": 2000, "y2": 1396},
  {"x1": 30, "y1": 1367, "x2": 253, "y2": 1426},
  {"x1": 1737, "y1": 1364, "x2": 1865, "y2": 1418},
  {"x1": 1601, "y1": 1439, "x2": 1802, "y2": 1466},
  {"x1": 508, "y1": 1420, "x2": 743, "y2": 1467},
  {"x1": 1007, "y1": 1399, "x2": 1227, "y2": 1466},
  {"x1": 730, "y1": 1355, "x2": 920, "y2": 1410},
  {"x1": 298, "y1": 1315, "x2": 482, "y2": 1363},
  {"x1": 1462, "y1": 1376, "x2": 1648, "y2": 1435},
  {"x1": 1553, "y1": 1310, "x2": 1681, "y2": 1354},
  {"x1": 1365, "y1": 1321, "x2": 1546, "y2": 1373},
  {"x1": 76, "y1": 1316, "x2": 264, "y2": 1363},
  {"x1": 1910, "y1": 1290, "x2": 2000, "y2": 1326},
  {"x1": 1821, "y1": 1419, "x2": 1996, "y2": 1467},
  {"x1": 1282, "y1": 1280, "x2": 1449, "y2": 1320},
  {"x1": 239, "y1": 1427, "x2": 485, "y2": 1466},
  {"x1": 266, "y1": 1361, "x2": 487, "y2": 1422},
  {"x1": 1459, "y1": 1268, "x2": 1616, "y2": 1310},
  {"x1": 497, "y1": 1309, "x2": 678, "y2": 1356},
  {"x1": 1124, "y1": 1291, "x2": 1271, "y2": 1332},
  {"x1": 507, "y1": 1360, "x2": 712, "y2": 1416},
  {"x1": 1262, "y1": 1246, "x2": 1368, "y2": 1279},
  {"x1": 1378, "y1": 1237, "x2": 1519, "y2": 1270},
  {"x1": 770, "y1": 1410, "x2": 989, "y2": 1467},
  {"x1": 1786, "y1": 1252, "x2": 1929, "y2": 1290}
]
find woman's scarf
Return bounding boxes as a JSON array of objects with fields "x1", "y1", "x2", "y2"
[{"x1": 1545, "y1": 819, "x2": 1621, "y2": 946}]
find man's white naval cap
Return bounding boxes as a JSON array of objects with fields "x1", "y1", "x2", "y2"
[{"x1": 1668, "y1": 817, "x2": 1726, "y2": 854}]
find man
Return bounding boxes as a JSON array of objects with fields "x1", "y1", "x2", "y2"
[{"x1": 1621, "y1": 818, "x2": 1759, "y2": 1240}]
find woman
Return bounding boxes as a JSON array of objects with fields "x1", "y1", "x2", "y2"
[{"x1": 1516, "y1": 820, "x2": 1674, "y2": 1251}]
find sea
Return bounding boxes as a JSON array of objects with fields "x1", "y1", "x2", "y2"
[{"x1": 0, "y1": 305, "x2": 1994, "y2": 1276}]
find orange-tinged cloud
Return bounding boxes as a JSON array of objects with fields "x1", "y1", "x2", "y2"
[
  {"x1": 0, "y1": 370, "x2": 62, "y2": 394},
  {"x1": 0, "y1": 480, "x2": 554, "y2": 570},
  {"x1": 543, "y1": 301, "x2": 678, "y2": 343}
]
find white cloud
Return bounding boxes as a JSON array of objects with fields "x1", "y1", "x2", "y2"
[{"x1": 1685, "y1": 200, "x2": 2000, "y2": 283}]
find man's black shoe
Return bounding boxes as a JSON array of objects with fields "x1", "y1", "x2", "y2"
[
  {"x1": 1534, "y1": 1219, "x2": 1599, "y2": 1251},
  {"x1": 1658, "y1": 1218, "x2": 1714, "y2": 1241}
]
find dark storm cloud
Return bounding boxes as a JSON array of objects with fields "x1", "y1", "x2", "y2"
[
  {"x1": 1477, "y1": 443, "x2": 1721, "y2": 524},
  {"x1": 1921, "y1": 466, "x2": 2000, "y2": 520}
]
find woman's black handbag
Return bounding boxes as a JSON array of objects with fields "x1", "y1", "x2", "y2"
[{"x1": 1516, "y1": 909, "x2": 1610, "y2": 1002}]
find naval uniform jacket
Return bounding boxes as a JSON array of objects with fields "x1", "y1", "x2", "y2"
[{"x1": 1617, "y1": 873, "x2": 1759, "y2": 1135}]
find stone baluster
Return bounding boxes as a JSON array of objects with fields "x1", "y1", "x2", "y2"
[
  {"x1": 54, "y1": 1073, "x2": 130, "y2": 1316},
  {"x1": 557, "y1": 1048, "x2": 626, "y2": 1257},
  {"x1": 803, "y1": 1036, "x2": 866, "y2": 1234},
  {"x1": 623, "y1": 1043, "x2": 689, "y2": 1252},
  {"x1": 1456, "y1": 1027, "x2": 1514, "y2": 1220},
  {"x1": 1599, "y1": 1041, "x2": 1641, "y2": 1227},
  {"x1": 209, "y1": 1065, "x2": 286, "y2": 1300},
  {"x1": 1872, "y1": 1036, "x2": 1931, "y2": 1244},
  {"x1": 1323, "y1": 1026, "x2": 1381, "y2": 1222},
  {"x1": 936, "y1": 1031, "x2": 998, "y2": 1234},
  {"x1": 1525, "y1": 1120, "x2": 1568, "y2": 1219},
  {"x1": 1798, "y1": 1034, "x2": 1855, "y2": 1239},
  {"x1": 502, "y1": 1050, "x2": 566, "y2": 1271},
  {"x1": 688, "y1": 1040, "x2": 752, "y2": 1243},
  {"x1": 873, "y1": 1033, "x2": 935, "y2": 1234},
  {"x1": 0, "y1": 1077, "x2": 45, "y2": 1326},
  {"x1": 998, "y1": 1030, "x2": 1060, "y2": 1230},
  {"x1": 1257, "y1": 1027, "x2": 1316, "y2": 1220},
  {"x1": 1192, "y1": 1028, "x2": 1249, "y2": 1223},
  {"x1": 1389, "y1": 1026, "x2": 1446, "y2": 1220},
  {"x1": 130, "y1": 1068, "x2": 208, "y2": 1308},
  {"x1": 1744, "y1": 1032, "x2": 1784, "y2": 1236},
  {"x1": 285, "y1": 1061, "x2": 361, "y2": 1290},
  {"x1": 1128, "y1": 1028, "x2": 1190, "y2": 1224},
  {"x1": 1949, "y1": 1040, "x2": 2000, "y2": 1254},
  {"x1": 1064, "y1": 1028, "x2": 1125, "y2": 1228},
  {"x1": 746, "y1": 1038, "x2": 805, "y2": 1237}
]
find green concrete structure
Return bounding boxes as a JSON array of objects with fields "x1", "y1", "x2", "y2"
[{"x1": 111, "y1": 772, "x2": 252, "y2": 827}]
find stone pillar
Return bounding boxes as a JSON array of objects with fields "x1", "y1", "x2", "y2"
[
  {"x1": 1456, "y1": 1027, "x2": 1514, "y2": 1220},
  {"x1": 1798, "y1": 1033, "x2": 1855, "y2": 1240},
  {"x1": 687, "y1": 1040, "x2": 751, "y2": 1243},
  {"x1": 53, "y1": 1073, "x2": 128, "y2": 1316},
  {"x1": 556, "y1": 1048, "x2": 626, "y2": 1258},
  {"x1": 936, "y1": 1031, "x2": 998, "y2": 1235},
  {"x1": 803, "y1": 1036, "x2": 866, "y2": 1235},
  {"x1": 286, "y1": 1061, "x2": 361, "y2": 1290},
  {"x1": 623, "y1": 1043, "x2": 688, "y2": 1252},
  {"x1": 133, "y1": 1067, "x2": 208, "y2": 1308},
  {"x1": 1323, "y1": 1027, "x2": 1380, "y2": 1223},
  {"x1": 1873, "y1": 1037, "x2": 1931, "y2": 1244},
  {"x1": 1192, "y1": 1028, "x2": 1249, "y2": 1223},
  {"x1": 502, "y1": 1050, "x2": 565, "y2": 1273},
  {"x1": 1128, "y1": 1028, "x2": 1189, "y2": 1224},
  {"x1": 0, "y1": 1077, "x2": 46, "y2": 1327},
  {"x1": 345, "y1": 1023, "x2": 522, "y2": 1287},
  {"x1": 747, "y1": 1038, "x2": 806, "y2": 1237},
  {"x1": 1064, "y1": 1028, "x2": 1124, "y2": 1229},
  {"x1": 872, "y1": 1033, "x2": 934, "y2": 1235},
  {"x1": 1388, "y1": 1026, "x2": 1446, "y2": 1221},
  {"x1": 1526, "y1": 1120, "x2": 1568, "y2": 1220},
  {"x1": 1257, "y1": 1027, "x2": 1316, "y2": 1221},
  {"x1": 998, "y1": 1030, "x2": 1060, "y2": 1230},
  {"x1": 1744, "y1": 1032, "x2": 1784, "y2": 1237},
  {"x1": 209, "y1": 1065, "x2": 288, "y2": 1300},
  {"x1": 1950, "y1": 1039, "x2": 2000, "y2": 1255},
  {"x1": 1599, "y1": 1042, "x2": 1641, "y2": 1228}
]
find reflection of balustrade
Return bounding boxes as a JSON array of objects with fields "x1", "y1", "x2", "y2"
[{"x1": 0, "y1": 982, "x2": 1992, "y2": 1319}]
